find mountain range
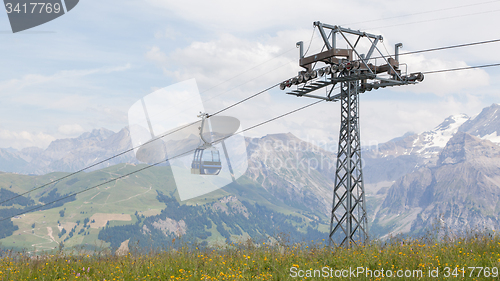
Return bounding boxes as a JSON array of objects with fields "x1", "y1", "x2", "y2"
[
  {"x1": 366, "y1": 103, "x2": 500, "y2": 237},
  {"x1": 0, "y1": 128, "x2": 137, "y2": 175},
  {"x1": 1, "y1": 103, "x2": 500, "y2": 251}
]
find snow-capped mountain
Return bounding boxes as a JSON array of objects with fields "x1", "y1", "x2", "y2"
[
  {"x1": 416, "y1": 113, "x2": 470, "y2": 154},
  {"x1": 459, "y1": 103, "x2": 500, "y2": 143},
  {"x1": 363, "y1": 113, "x2": 470, "y2": 183},
  {"x1": 363, "y1": 104, "x2": 500, "y2": 184},
  {"x1": 372, "y1": 132, "x2": 500, "y2": 237},
  {"x1": 369, "y1": 113, "x2": 470, "y2": 159},
  {"x1": 364, "y1": 103, "x2": 500, "y2": 237}
]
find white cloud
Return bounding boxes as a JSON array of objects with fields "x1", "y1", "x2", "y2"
[
  {"x1": 144, "y1": 30, "x2": 317, "y2": 112},
  {"x1": 360, "y1": 94, "x2": 484, "y2": 144},
  {"x1": 58, "y1": 124, "x2": 85, "y2": 136},
  {"x1": 143, "y1": 0, "x2": 500, "y2": 51},
  {"x1": 396, "y1": 54, "x2": 490, "y2": 95},
  {"x1": 154, "y1": 26, "x2": 179, "y2": 40},
  {"x1": 145, "y1": 46, "x2": 169, "y2": 66},
  {"x1": 0, "y1": 129, "x2": 55, "y2": 150},
  {"x1": 146, "y1": 33, "x2": 298, "y2": 89},
  {"x1": 145, "y1": 0, "x2": 315, "y2": 32},
  {"x1": 0, "y1": 64, "x2": 132, "y2": 94}
]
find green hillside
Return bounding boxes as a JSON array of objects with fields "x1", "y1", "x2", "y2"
[{"x1": 0, "y1": 163, "x2": 328, "y2": 253}]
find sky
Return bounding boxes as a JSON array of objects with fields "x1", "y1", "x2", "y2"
[{"x1": 1, "y1": 0, "x2": 500, "y2": 150}]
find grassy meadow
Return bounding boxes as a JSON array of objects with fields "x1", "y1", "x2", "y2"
[{"x1": 1, "y1": 232, "x2": 500, "y2": 280}]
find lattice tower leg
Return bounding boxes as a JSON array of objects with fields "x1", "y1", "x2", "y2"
[{"x1": 329, "y1": 80, "x2": 368, "y2": 248}]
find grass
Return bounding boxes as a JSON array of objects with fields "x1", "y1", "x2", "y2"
[{"x1": 1, "y1": 232, "x2": 500, "y2": 280}]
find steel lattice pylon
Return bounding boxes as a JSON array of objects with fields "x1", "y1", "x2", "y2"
[
  {"x1": 329, "y1": 79, "x2": 368, "y2": 247},
  {"x1": 279, "y1": 21, "x2": 423, "y2": 248}
]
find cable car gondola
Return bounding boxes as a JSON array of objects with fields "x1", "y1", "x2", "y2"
[
  {"x1": 191, "y1": 146, "x2": 222, "y2": 175},
  {"x1": 190, "y1": 113, "x2": 224, "y2": 176}
]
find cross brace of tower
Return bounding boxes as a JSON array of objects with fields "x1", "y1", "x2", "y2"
[{"x1": 280, "y1": 21, "x2": 423, "y2": 248}]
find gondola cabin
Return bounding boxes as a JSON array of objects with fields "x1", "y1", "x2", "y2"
[{"x1": 191, "y1": 147, "x2": 222, "y2": 175}]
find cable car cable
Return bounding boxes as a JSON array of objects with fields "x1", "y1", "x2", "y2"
[
  {"x1": 208, "y1": 83, "x2": 280, "y2": 117},
  {"x1": 0, "y1": 99, "x2": 324, "y2": 222},
  {"x1": 360, "y1": 38, "x2": 500, "y2": 62},
  {"x1": 399, "y1": 38, "x2": 500, "y2": 57},
  {"x1": 342, "y1": 0, "x2": 500, "y2": 27},
  {"x1": 0, "y1": 120, "x2": 199, "y2": 206},
  {"x1": 0, "y1": 149, "x2": 195, "y2": 222},
  {"x1": 366, "y1": 8, "x2": 500, "y2": 31},
  {"x1": 422, "y1": 62, "x2": 500, "y2": 74},
  {"x1": 0, "y1": 81, "x2": 282, "y2": 205}
]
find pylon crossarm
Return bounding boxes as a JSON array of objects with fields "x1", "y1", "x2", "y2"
[
  {"x1": 280, "y1": 21, "x2": 423, "y2": 100},
  {"x1": 336, "y1": 29, "x2": 375, "y2": 75},
  {"x1": 364, "y1": 35, "x2": 403, "y2": 81}
]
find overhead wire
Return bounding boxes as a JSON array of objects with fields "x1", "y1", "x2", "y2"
[
  {"x1": 190, "y1": 47, "x2": 297, "y2": 107},
  {"x1": 0, "y1": 120, "x2": 199, "y2": 206},
  {"x1": 0, "y1": 148, "x2": 195, "y2": 222},
  {"x1": 0, "y1": 99, "x2": 324, "y2": 222},
  {"x1": 200, "y1": 1, "x2": 500, "y2": 108},
  {"x1": 198, "y1": 60, "x2": 292, "y2": 106},
  {"x1": 399, "y1": 38, "x2": 500, "y2": 57},
  {"x1": 0, "y1": 69, "x2": 287, "y2": 206},
  {"x1": 342, "y1": 0, "x2": 500, "y2": 27},
  {"x1": 358, "y1": 38, "x2": 500, "y2": 62},
  {"x1": 0, "y1": 50, "x2": 297, "y2": 206},
  {"x1": 128, "y1": 50, "x2": 296, "y2": 139},
  {"x1": 199, "y1": 23, "x2": 318, "y2": 117},
  {"x1": 367, "y1": 8, "x2": 500, "y2": 31},
  {"x1": 0, "y1": 81, "x2": 289, "y2": 205},
  {"x1": 303, "y1": 25, "x2": 316, "y2": 57},
  {"x1": 3, "y1": 61, "x2": 499, "y2": 214},
  {"x1": 0, "y1": 82, "x2": 281, "y2": 206},
  {"x1": 422, "y1": 62, "x2": 500, "y2": 74},
  {"x1": 208, "y1": 83, "x2": 280, "y2": 117}
]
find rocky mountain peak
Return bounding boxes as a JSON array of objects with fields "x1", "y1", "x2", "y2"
[
  {"x1": 417, "y1": 113, "x2": 470, "y2": 150},
  {"x1": 256, "y1": 133, "x2": 302, "y2": 144},
  {"x1": 77, "y1": 128, "x2": 115, "y2": 141},
  {"x1": 245, "y1": 131, "x2": 336, "y2": 217},
  {"x1": 437, "y1": 131, "x2": 500, "y2": 165},
  {"x1": 377, "y1": 129, "x2": 500, "y2": 237},
  {"x1": 458, "y1": 103, "x2": 500, "y2": 142},
  {"x1": 368, "y1": 113, "x2": 469, "y2": 161},
  {"x1": 435, "y1": 113, "x2": 470, "y2": 133}
]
